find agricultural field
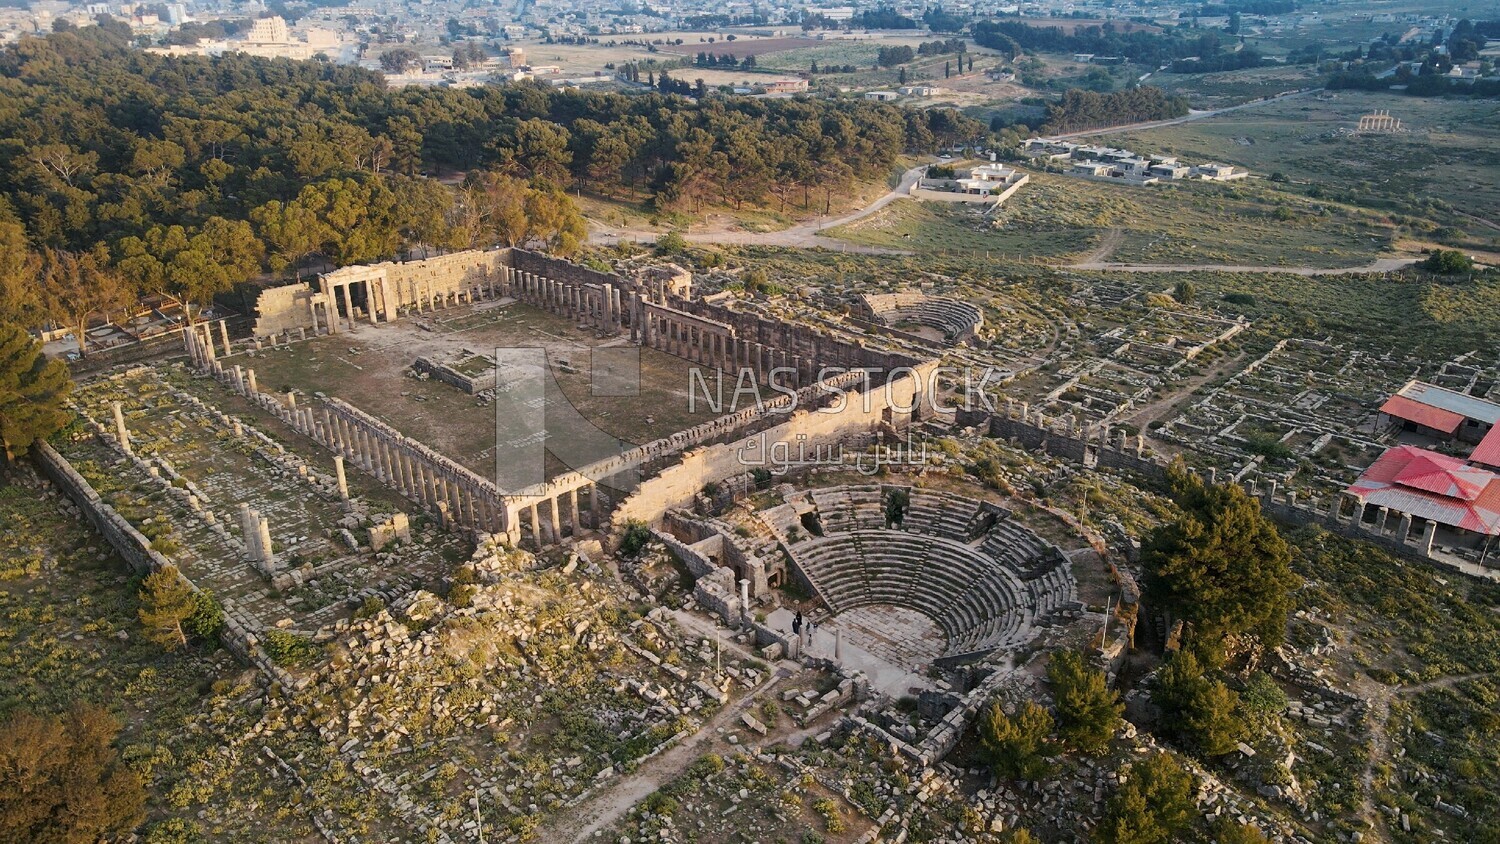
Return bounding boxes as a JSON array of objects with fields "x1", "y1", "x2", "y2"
[{"x1": 1094, "y1": 93, "x2": 1500, "y2": 255}]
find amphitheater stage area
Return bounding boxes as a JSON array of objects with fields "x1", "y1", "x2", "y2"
[
  {"x1": 765, "y1": 606, "x2": 942, "y2": 696},
  {"x1": 241, "y1": 299, "x2": 722, "y2": 483}
]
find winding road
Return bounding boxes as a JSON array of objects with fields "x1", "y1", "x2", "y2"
[{"x1": 1068, "y1": 257, "x2": 1419, "y2": 275}]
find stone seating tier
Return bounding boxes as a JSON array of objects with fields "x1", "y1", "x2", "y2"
[{"x1": 789, "y1": 529, "x2": 1031, "y2": 658}]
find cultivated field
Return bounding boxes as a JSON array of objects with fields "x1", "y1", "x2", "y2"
[{"x1": 1093, "y1": 92, "x2": 1500, "y2": 254}]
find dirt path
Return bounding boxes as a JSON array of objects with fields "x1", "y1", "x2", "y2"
[
  {"x1": 535, "y1": 669, "x2": 790, "y2": 843},
  {"x1": 1068, "y1": 257, "x2": 1419, "y2": 275},
  {"x1": 1128, "y1": 350, "x2": 1247, "y2": 433},
  {"x1": 1079, "y1": 227, "x2": 1125, "y2": 265},
  {"x1": 587, "y1": 165, "x2": 926, "y2": 253},
  {"x1": 1349, "y1": 667, "x2": 1494, "y2": 834}
]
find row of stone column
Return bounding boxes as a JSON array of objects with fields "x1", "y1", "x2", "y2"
[
  {"x1": 238, "y1": 503, "x2": 276, "y2": 575},
  {"x1": 182, "y1": 320, "x2": 231, "y2": 369},
  {"x1": 637, "y1": 308, "x2": 815, "y2": 389},
  {"x1": 305, "y1": 406, "x2": 505, "y2": 534},
  {"x1": 504, "y1": 482, "x2": 604, "y2": 547},
  {"x1": 1333, "y1": 494, "x2": 1437, "y2": 554},
  {"x1": 507, "y1": 267, "x2": 627, "y2": 332},
  {"x1": 398, "y1": 271, "x2": 503, "y2": 316}
]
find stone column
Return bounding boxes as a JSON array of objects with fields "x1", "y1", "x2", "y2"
[
  {"x1": 1397, "y1": 512, "x2": 1412, "y2": 543},
  {"x1": 257, "y1": 517, "x2": 274, "y2": 567},
  {"x1": 590, "y1": 482, "x2": 603, "y2": 529},
  {"x1": 567, "y1": 489, "x2": 580, "y2": 538},
  {"x1": 219, "y1": 320, "x2": 232, "y2": 357},
  {"x1": 547, "y1": 496, "x2": 561, "y2": 544},
  {"x1": 246, "y1": 368, "x2": 258, "y2": 394},
  {"x1": 522, "y1": 503, "x2": 539, "y2": 545},
  {"x1": 333, "y1": 455, "x2": 349, "y2": 500},
  {"x1": 1376, "y1": 506, "x2": 1390, "y2": 534},
  {"x1": 340, "y1": 284, "x2": 355, "y2": 331},
  {"x1": 1422, "y1": 520, "x2": 1437, "y2": 555},
  {"x1": 112, "y1": 401, "x2": 132, "y2": 455},
  {"x1": 368, "y1": 281, "x2": 380, "y2": 325},
  {"x1": 739, "y1": 578, "x2": 751, "y2": 627},
  {"x1": 239, "y1": 503, "x2": 259, "y2": 558}
]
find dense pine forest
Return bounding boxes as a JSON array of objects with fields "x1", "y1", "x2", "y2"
[{"x1": 0, "y1": 24, "x2": 983, "y2": 329}]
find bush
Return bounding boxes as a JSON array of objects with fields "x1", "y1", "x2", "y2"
[
  {"x1": 977, "y1": 700, "x2": 1055, "y2": 779},
  {"x1": 1047, "y1": 650, "x2": 1121, "y2": 755},
  {"x1": 655, "y1": 230, "x2": 687, "y2": 256},
  {"x1": 183, "y1": 590, "x2": 224, "y2": 641},
  {"x1": 1152, "y1": 651, "x2": 1246, "y2": 756},
  {"x1": 1422, "y1": 249, "x2": 1472, "y2": 274},
  {"x1": 263, "y1": 629, "x2": 319, "y2": 666},
  {"x1": 619, "y1": 519, "x2": 652, "y2": 556},
  {"x1": 353, "y1": 595, "x2": 386, "y2": 619}
]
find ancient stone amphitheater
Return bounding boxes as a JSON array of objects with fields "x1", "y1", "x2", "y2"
[
  {"x1": 749, "y1": 485, "x2": 1076, "y2": 664},
  {"x1": 858, "y1": 292, "x2": 984, "y2": 344}
]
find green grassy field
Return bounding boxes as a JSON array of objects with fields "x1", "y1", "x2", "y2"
[
  {"x1": 824, "y1": 172, "x2": 1392, "y2": 268},
  {"x1": 1147, "y1": 65, "x2": 1323, "y2": 109},
  {"x1": 1002, "y1": 172, "x2": 1392, "y2": 267},
  {"x1": 1094, "y1": 93, "x2": 1500, "y2": 255},
  {"x1": 821, "y1": 198, "x2": 1099, "y2": 259}
]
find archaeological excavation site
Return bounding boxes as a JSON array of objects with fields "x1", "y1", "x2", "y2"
[{"x1": 26, "y1": 241, "x2": 1500, "y2": 844}]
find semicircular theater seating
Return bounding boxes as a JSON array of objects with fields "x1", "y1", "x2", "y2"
[
  {"x1": 860, "y1": 292, "x2": 984, "y2": 343},
  {"x1": 766, "y1": 485, "x2": 1078, "y2": 660}
]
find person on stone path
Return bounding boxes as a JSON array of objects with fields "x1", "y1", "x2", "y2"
[{"x1": 793, "y1": 611, "x2": 803, "y2": 635}]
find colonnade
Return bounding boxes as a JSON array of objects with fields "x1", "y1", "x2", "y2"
[
  {"x1": 504, "y1": 266, "x2": 628, "y2": 332},
  {"x1": 182, "y1": 320, "x2": 232, "y2": 368},
  {"x1": 501, "y1": 483, "x2": 607, "y2": 548}
]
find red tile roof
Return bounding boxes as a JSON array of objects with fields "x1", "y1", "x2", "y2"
[
  {"x1": 1346, "y1": 445, "x2": 1500, "y2": 536},
  {"x1": 1472, "y1": 425, "x2": 1500, "y2": 470},
  {"x1": 1379, "y1": 394, "x2": 1464, "y2": 435}
]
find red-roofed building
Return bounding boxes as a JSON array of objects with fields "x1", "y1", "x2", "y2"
[
  {"x1": 1472, "y1": 426, "x2": 1500, "y2": 471},
  {"x1": 1345, "y1": 445, "x2": 1500, "y2": 558},
  {"x1": 1380, "y1": 380, "x2": 1500, "y2": 446}
]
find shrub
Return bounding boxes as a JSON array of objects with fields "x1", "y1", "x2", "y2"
[
  {"x1": 1422, "y1": 249, "x2": 1472, "y2": 274},
  {"x1": 619, "y1": 519, "x2": 652, "y2": 556},
  {"x1": 353, "y1": 595, "x2": 386, "y2": 619},
  {"x1": 263, "y1": 629, "x2": 319, "y2": 666},
  {"x1": 1047, "y1": 650, "x2": 1121, "y2": 755},
  {"x1": 183, "y1": 590, "x2": 224, "y2": 641},
  {"x1": 655, "y1": 230, "x2": 687, "y2": 255}
]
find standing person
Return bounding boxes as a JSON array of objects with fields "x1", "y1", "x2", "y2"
[{"x1": 793, "y1": 611, "x2": 803, "y2": 636}]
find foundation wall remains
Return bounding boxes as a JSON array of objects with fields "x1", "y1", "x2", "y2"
[
  {"x1": 33, "y1": 442, "x2": 290, "y2": 683},
  {"x1": 252, "y1": 282, "x2": 325, "y2": 337}
]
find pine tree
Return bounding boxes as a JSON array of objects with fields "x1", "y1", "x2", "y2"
[
  {"x1": 978, "y1": 700, "x2": 1055, "y2": 780},
  {"x1": 1096, "y1": 753, "x2": 1196, "y2": 844},
  {"x1": 1048, "y1": 650, "x2": 1122, "y2": 755},
  {"x1": 0, "y1": 323, "x2": 71, "y2": 461},
  {"x1": 1152, "y1": 651, "x2": 1246, "y2": 756},
  {"x1": 1143, "y1": 464, "x2": 1298, "y2": 663},
  {"x1": 137, "y1": 565, "x2": 196, "y2": 651}
]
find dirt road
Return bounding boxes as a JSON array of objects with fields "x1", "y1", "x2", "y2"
[
  {"x1": 533, "y1": 669, "x2": 790, "y2": 843},
  {"x1": 587, "y1": 165, "x2": 926, "y2": 253},
  {"x1": 1068, "y1": 257, "x2": 1418, "y2": 275}
]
